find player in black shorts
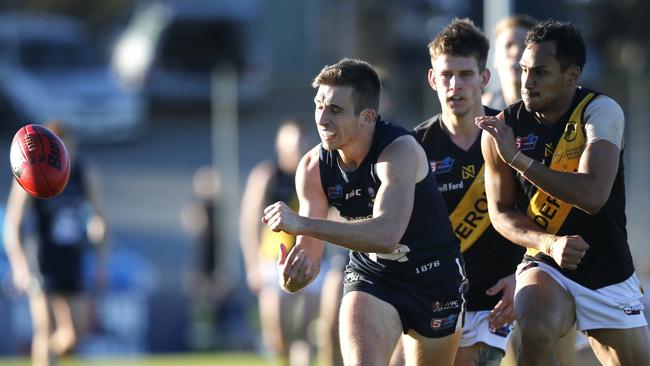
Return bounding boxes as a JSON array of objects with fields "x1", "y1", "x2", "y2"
[
  {"x1": 412, "y1": 18, "x2": 524, "y2": 366},
  {"x1": 477, "y1": 20, "x2": 650, "y2": 365},
  {"x1": 262, "y1": 58, "x2": 467, "y2": 365},
  {"x1": 3, "y1": 121, "x2": 108, "y2": 366}
]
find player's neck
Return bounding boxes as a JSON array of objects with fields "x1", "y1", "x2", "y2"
[
  {"x1": 441, "y1": 107, "x2": 483, "y2": 151},
  {"x1": 535, "y1": 88, "x2": 577, "y2": 126},
  {"x1": 337, "y1": 127, "x2": 375, "y2": 172}
]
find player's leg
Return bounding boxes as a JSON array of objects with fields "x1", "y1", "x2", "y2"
[
  {"x1": 402, "y1": 328, "x2": 461, "y2": 366},
  {"x1": 259, "y1": 286, "x2": 289, "y2": 363},
  {"x1": 454, "y1": 311, "x2": 513, "y2": 366},
  {"x1": 318, "y1": 266, "x2": 344, "y2": 366},
  {"x1": 28, "y1": 291, "x2": 52, "y2": 366},
  {"x1": 339, "y1": 290, "x2": 403, "y2": 365},
  {"x1": 554, "y1": 326, "x2": 577, "y2": 366},
  {"x1": 49, "y1": 294, "x2": 82, "y2": 354},
  {"x1": 515, "y1": 267, "x2": 576, "y2": 366},
  {"x1": 389, "y1": 338, "x2": 405, "y2": 366},
  {"x1": 584, "y1": 327, "x2": 650, "y2": 365}
]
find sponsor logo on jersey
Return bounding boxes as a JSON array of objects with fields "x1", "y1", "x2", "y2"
[
  {"x1": 430, "y1": 314, "x2": 458, "y2": 330},
  {"x1": 345, "y1": 188, "x2": 363, "y2": 200},
  {"x1": 430, "y1": 156, "x2": 454, "y2": 174},
  {"x1": 438, "y1": 180, "x2": 464, "y2": 192},
  {"x1": 461, "y1": 165, "x2": 476, "y2": 180},
  {"x1": 516, "y1": 133, "x2": 538, "y2": 150},
  {"x1": 564, "y1": 121, "x2": 578, "y2": 142},
  {"x1": 327, "y1": 184, "x2": 343, "y2": 199},
  {"x1": 545, "y1": 143, "x2": 554, "y2": 158}
]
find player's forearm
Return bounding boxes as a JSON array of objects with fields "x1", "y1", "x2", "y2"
[
  {"x1": 297, "y1": 215, "x2": 400, "y2": 254},
  {"x1": 490, "y1": 206, "x2": 554, "y2": 253},
  {"x1": 511, "y1": 155, "x2": 607, "y2": 214}
]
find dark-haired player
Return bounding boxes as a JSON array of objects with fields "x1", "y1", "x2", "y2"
[{"x1": 478, "y1": 20, "x2": 650, "y2": 365}]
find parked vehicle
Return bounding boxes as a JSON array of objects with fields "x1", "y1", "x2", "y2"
[{"x1": 0, "y1": 13, "x2": 146, "y2": 143}]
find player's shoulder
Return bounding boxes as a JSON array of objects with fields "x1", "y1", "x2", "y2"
[{"x1": 413, "y1": 114, "x2": 441, "y2": 135}]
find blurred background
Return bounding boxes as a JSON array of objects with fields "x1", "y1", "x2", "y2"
[{"x1": 0, "y1": 0, "x2": 647, "y2": 364}]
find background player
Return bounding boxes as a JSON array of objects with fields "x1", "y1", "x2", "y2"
[{"x1": 3, "y1": 121, "x2": 108, "y2": 366}]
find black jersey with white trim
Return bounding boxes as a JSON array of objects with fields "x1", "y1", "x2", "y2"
[
  {"x1": 413, "y1": 108, "x2": 525, "y2": 311},
  {"x1": 504, "y1": 87, "x2": 634, "y2": 290},
  {"x1": 319, "y1": 119, "x2": 460, "y2": 273}
]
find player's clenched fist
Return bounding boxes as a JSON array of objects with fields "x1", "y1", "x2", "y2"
[
  {"x1": 262, "y1": 201, "x2": 303, "y2": 235},
  {"x1": 545, "y1": 235, "x2": 589, "y2": 270}
]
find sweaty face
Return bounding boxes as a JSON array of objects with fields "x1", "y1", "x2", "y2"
[
  {"x1": 430, "y1": 55, "x2": 487, "y2": 117},
  {"x1": 314, "y1": 85, "x2": 362, "y2": 151},
  {"x1": 494, "y1": 26, "x2": 528, "y2": 90},
  {"x1": 520, "y1": 41, "x2": 572, "y2": 113}
]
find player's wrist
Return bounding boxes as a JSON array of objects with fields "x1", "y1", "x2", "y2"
[
  {"x1": 542, "y1": 235, "x2": 555, "y2": 256},
  {"x1": 508, "y1": 150, "x2": 534, "y2": 174}
]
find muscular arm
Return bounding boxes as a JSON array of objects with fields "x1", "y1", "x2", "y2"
[
  {"x1": 3, "y1": 181, "x2": 32, "y2": 292},
  {"x1": 476, "y1": 111, "x2": 621, "y2": 215},
  {"x1": 481, "y1": 130, "x2": 552, "y2": 252},
  {"x1": 266, "y1": 136, "x2": 421, "y2": 254}
]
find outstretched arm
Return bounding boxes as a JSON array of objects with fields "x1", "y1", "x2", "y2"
[
  {"x1": 263, "y1": 135, "x2": 422, "y2": 254},
  {"x1": 3, "y1": 181, "x2": 32, "y2": 293}
]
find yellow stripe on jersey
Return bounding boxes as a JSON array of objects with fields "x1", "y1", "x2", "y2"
[
  {"x1": 259, "y1": 195, "x2": 299, "y2": 260},
  {"x1": 449, "y1": 164, "x2": 491, "y2": 253},
  {"x1": 525, "y1": 92, "x2": 595, "y2": 256}
]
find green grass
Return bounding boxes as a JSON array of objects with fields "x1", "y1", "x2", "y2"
[{"x1": 0, "y1": 352, "x2": 272, "y2": 366}]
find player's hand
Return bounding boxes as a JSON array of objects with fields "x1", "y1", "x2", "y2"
[
  {"x1": 262, "y1": 201, "x2": 303, "y2": 235},
  {"x1": 475, "y1": 115, "x2": 519, "y2": 165},
  {"x1": 277, "y1": 242, "x2": 321, "y2": 293},
  {"x1": 11, "y1": 261, "x2": 31, "y2": 294},
  {"x1": 486, "y1": 273, "x2": 516, "y2": 329},
  {"x1": 546, "y1": 235, "x2": 589, "y2": 270}
]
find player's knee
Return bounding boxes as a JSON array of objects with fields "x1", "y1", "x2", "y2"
[
  {"x1": 518, "y1": 318, "x2": 556, "y2": 347},
  {"x1": 475, "y1": 345, "x2": 504, "y2": 366}
]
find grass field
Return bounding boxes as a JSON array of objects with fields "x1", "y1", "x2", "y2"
[{"x1": 0, "y1": 352, "x2": 271, "y2": 366}]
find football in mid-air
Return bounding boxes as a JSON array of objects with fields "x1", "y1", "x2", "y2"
[{"x1": 10, "y1": 124, "x2": 70, "y2": 199}]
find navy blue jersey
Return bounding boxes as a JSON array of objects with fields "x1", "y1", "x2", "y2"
[
  {"x1": 319, "y1": 119, "x2": 460, "y2": 273},
  {"x1": 413, "y1": 108, "x2": 525, "y2": 311},
  {"x1": 504, "y1": 88, "x2": 634, "y2": 290},
  {"x1": 32, "y1": 160, "x2": 90, "y2": 292}
]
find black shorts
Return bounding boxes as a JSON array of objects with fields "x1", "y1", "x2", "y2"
[
  {"x1": 343, "y1": 253, "x2": 467, "y2": 338},
  {"x1": 38, "y1": 269, "x2": 83, "y2": 295}
]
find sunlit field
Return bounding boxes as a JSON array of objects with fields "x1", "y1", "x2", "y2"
[{"x1": 0, "y1": 353, "x2": 270, "y2": 366}]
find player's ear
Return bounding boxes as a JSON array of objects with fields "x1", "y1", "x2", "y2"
[
  {"x1": 360, "y1": 108, "x2": 376, "y2": 125},
  {"x1": 480, "y1": 67, "x2": 491, "y2": 88},
  {"x1": 428, "y1": 68, "x2": 437, "y2": 91},
  {"x1": 566, "y1": 65, "x2": 580, "y2": 86}
]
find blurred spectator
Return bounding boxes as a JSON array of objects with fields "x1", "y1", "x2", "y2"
[
  {"x1": 482, "y1": 14, "x2": 536, "y2": 110},
  {"x1": 239, "y1": 119, "x2": 321, "y2": 366},
  {"x1": 3, "y1": 120, "x2": 108, "y2": 366},
  {"x1": 181, "y1": 165, "x2": 254, "y2": 351}
]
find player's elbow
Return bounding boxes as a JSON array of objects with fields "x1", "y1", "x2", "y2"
[{"x1": 578, "y1": 197, "x2": 607, "y2": 215}]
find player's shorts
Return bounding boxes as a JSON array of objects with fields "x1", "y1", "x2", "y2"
[
  {"x1": 515, "y1": 261, "x2": 648, "y2": 331},
  {"x1": 260, "y1": 259, "x2": 327, "y2": 295},
  {"x1": 31, "y1": 269, "x2": 83, "y2": 295},
  {"x1": 459, "y1": 310, "x2": 514, "y2": 353},
  {"x1": 343, "y1": 254, "x2": 467, "y2": 338}
]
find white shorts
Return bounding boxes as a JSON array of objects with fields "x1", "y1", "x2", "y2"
[
  {"x1": 515, "y1": 261, "x2": 648, "y2": 331},
  {"x1": 459, "y1": 310, "x2": 515, "y2": 352}
]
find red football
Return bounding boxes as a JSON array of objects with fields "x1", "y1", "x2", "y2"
[{"x1": 10, "y1": 124, "x2": 70, "y2": 199}]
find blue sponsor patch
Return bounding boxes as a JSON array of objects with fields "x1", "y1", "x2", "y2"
[
  {"x1": 430, "y1": 156, "x2": 454, "y2": 174},
  {"x1": 516, "y1": 133, "x2": 538, "y2": 150},
  {"x1": 430, "y1": 314, "x2": 458, "y2": 330},
  {"x1": 489, "y1": 324, "x2": 513, "y2": 338},
  {"x1": 327, "y1": 184, "x2": 343, "y2": 199}
]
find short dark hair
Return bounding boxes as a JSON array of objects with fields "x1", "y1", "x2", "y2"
[
  {"x1": 525, "y1": 20, "x2": 586, "y2": 71},
  {"x1": 428, "y1": 18, "x2": 489, "y2": 71},
  {"x1": 312, "y1": 58, "x2": 381, "y2": 115}
]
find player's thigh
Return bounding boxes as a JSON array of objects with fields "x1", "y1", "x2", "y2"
[
  {"x1": 515, "y1": 267, "x2": 576, "y2": 338},
  {"x1": 339, "y1": 290, "x2": 402, "y2": 364},
  {"x1": 403, "y1": 328, "x2": 461, "y2": 366},
  {"x1": 454, "y1": 343, "x2": 504, "y2": 366},
  {"x1": 585, "y1": 326, "x2": 650, "y2": 366}
]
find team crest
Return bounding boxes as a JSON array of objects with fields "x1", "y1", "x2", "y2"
[
  {"x1": 516, "y1": 133, "x2": 538, "y2": 150},
  {"x1": 564, "y1": 121, "x2": 578, "y2": 142},
  {"x1": 430, "y1": 157, "x2": 454, "y2": 174}
]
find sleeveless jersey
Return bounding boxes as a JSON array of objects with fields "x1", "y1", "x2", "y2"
[
  {"x1": 33, "y1": 161, "x2": 88, "y2": 276},
  {"x1": 259, "y1": 164, "x2": 299, "y2": 259},
  {"x1": 504, "y1": 87, "x2": 634, "y2": 290},
  {"x1": 319, "y1": 119, "x2": 460, "y2": 274},
  {"x1": 413, "y1": 108, "x2": 525, "y2": 311}
]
